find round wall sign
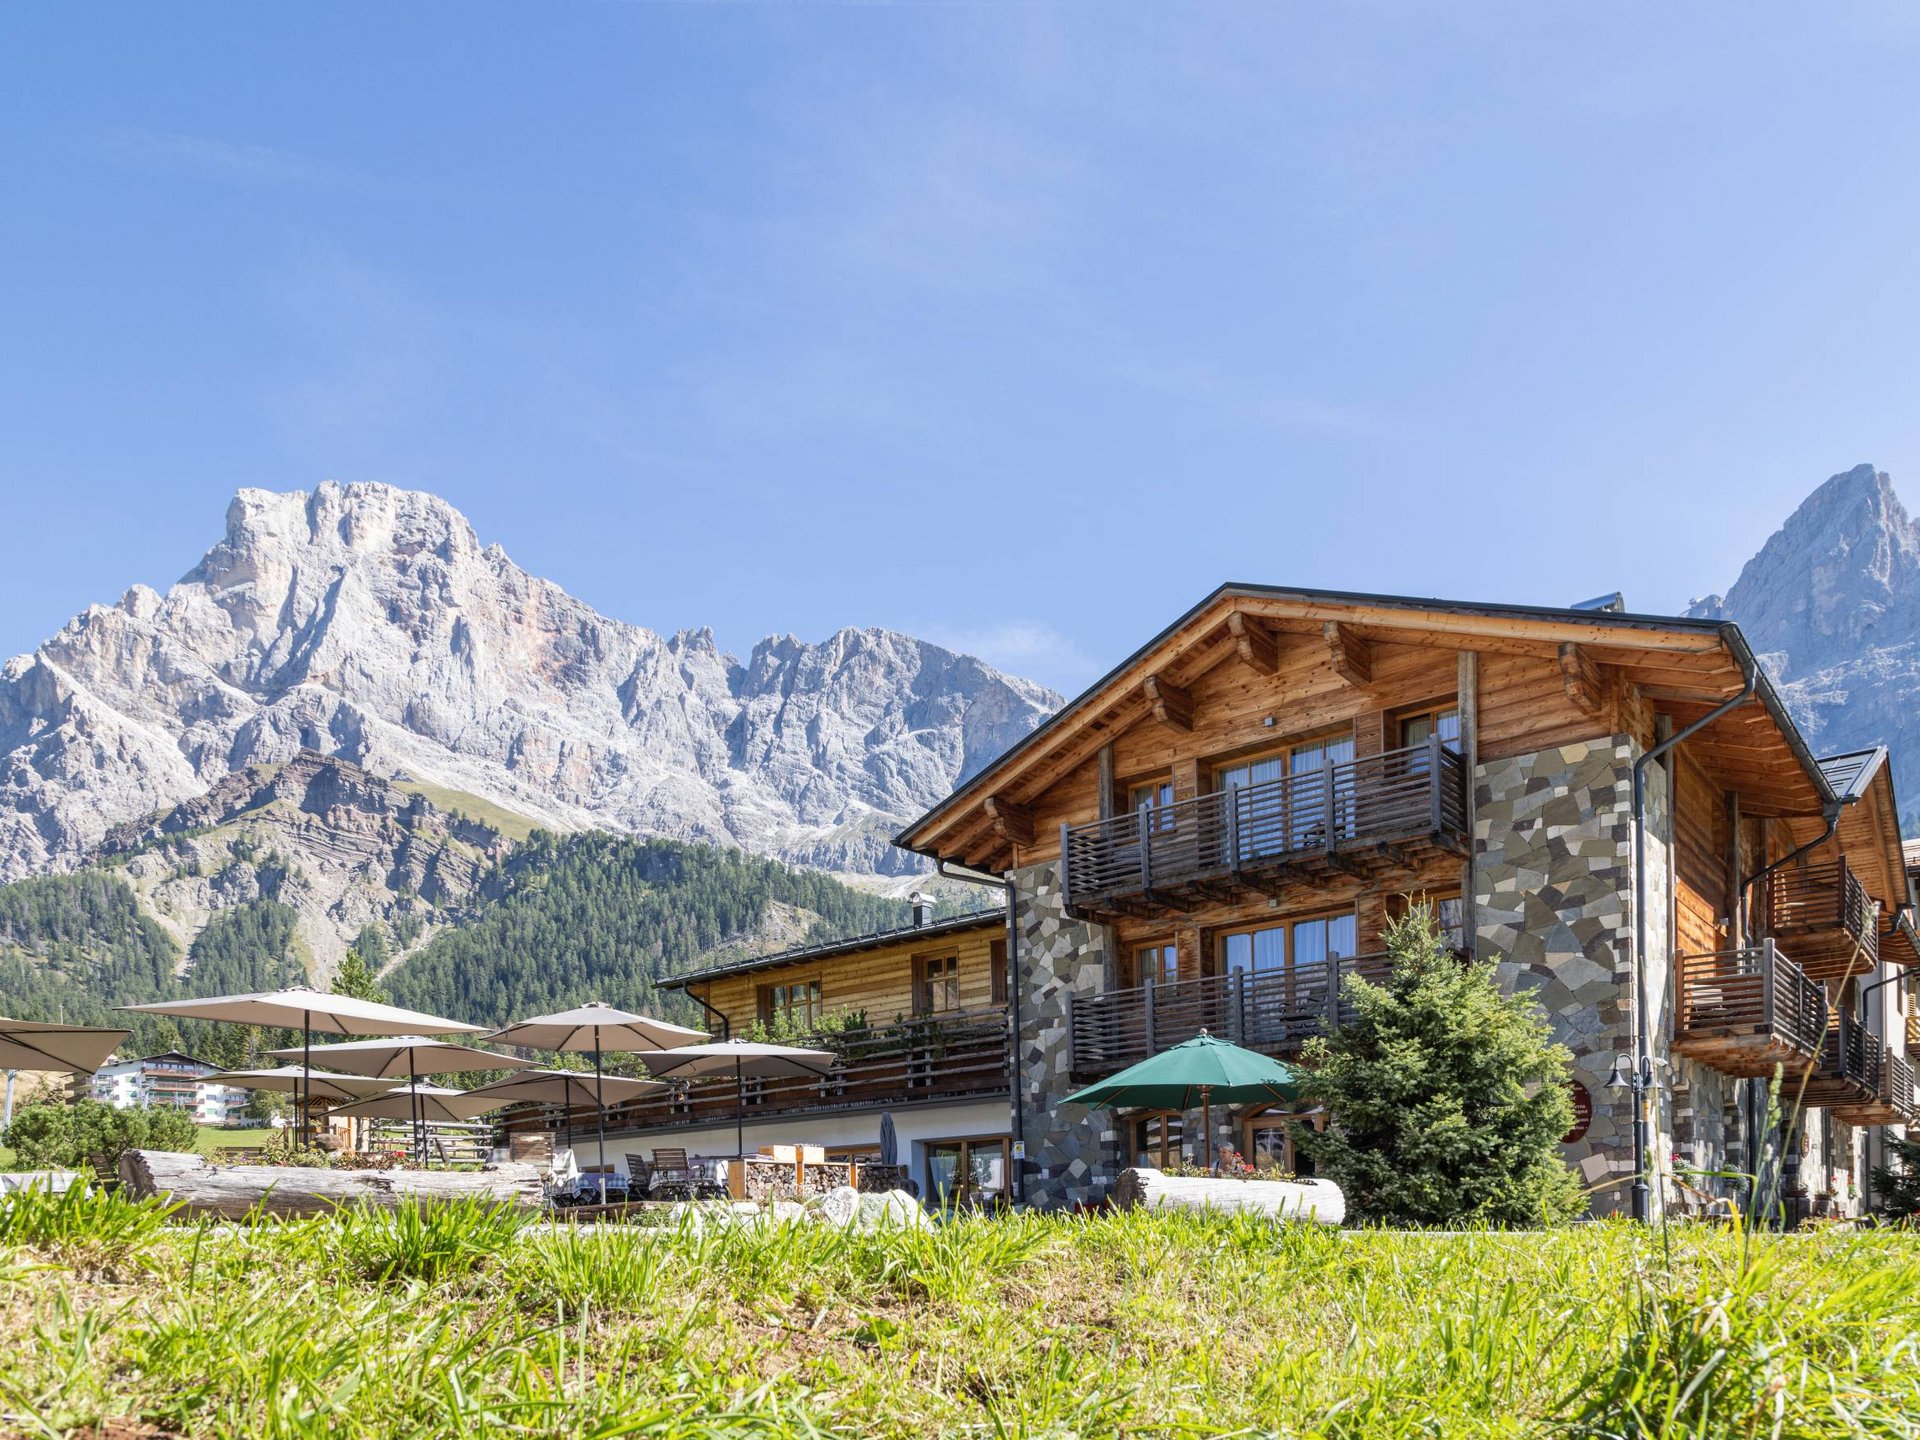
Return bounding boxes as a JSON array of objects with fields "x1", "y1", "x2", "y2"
[{"x1": 1562, "y1": 1081, "x2": 1593, "y2": 1145}]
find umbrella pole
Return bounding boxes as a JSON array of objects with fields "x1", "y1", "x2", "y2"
[
  {"x1": 302, "y1": 1011, "x2": 311, "y2": 1153},
  {"x1": 736, "y1": 1058, "x2": 745, "y2": 1160},
  {"x1": 594, "y1": 1025, "x2": 608, "y2": 1205},
  {"x1": 1202, "y1": 1086, "x2": 1212, "y2": 1171},
  {"x1": 410, "y1": 1054, "x2": 422, "y2": 1167}
]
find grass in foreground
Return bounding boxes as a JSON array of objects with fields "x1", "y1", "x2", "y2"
[{"x1": 0, "y1": 1187, "x2": 1917, "y2": 1439}]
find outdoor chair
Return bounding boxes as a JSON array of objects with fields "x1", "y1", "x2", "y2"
[
  {"x1": 647, "y1": 1146, "x2": 698, "y2": 1200},
  {"x1": 1669, "y1": 1175, "x2": 1736, "y2": 1225},
  {"x1": 622, "y1": 1151, "x2": 652, "y2": 1194},
  {"x1": 546, "y1": 1147, "x2": 580, "y2": 1205}
]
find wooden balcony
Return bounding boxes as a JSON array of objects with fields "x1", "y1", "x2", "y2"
[
  {"x1": 1671, "y1": 942, "x2": 1827, "y2": 1078},
  {"x1": 1060, "y1": 739, "x2": 1469, "y2": 922},
  {"x1": 1882, "y1": 912, "x2": 1920, "y2": 969},
  {"x1": 494, "y1": 1009, "x2": 1010, "y2": 1141},
  {"x1": 1068, "y1": 952, "x2": 1396, "y2": 1079},
  {"x1": 1765, "y1": 859, "x2": 1879, "y2": 980},
  {"x1": 1827, "y1": 1045, "x2": 1918, "y2": 1127},
  {"x1": 1799, "y1": 1013, "x2": 1882, "y2": 1113}
]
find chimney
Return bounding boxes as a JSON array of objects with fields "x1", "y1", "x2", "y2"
[
  {"x1": 1570, "y1": 591, "x2": 1625, "y2": 613},
  {"x1": 909, "y1": 890, "x2": 934, "y2": 928}
]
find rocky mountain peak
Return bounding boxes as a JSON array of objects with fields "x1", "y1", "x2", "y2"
[
  {"x1": 0, "y1": 482, "x2": 1061, "y2": 883},
  {"x1": 1697, "y1": 464, "x2": 1920, "y2": 677}
]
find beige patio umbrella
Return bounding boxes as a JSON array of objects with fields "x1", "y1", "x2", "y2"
[
  {"x1": 206, "y1": 1067, "x2": 404, "y2": 1102},
  {"x1": 123, "y1": 988, "x2": 482, "y2": 1147},
  {"x1": 264, "y1": 1037, "x2": 533, "y2": 1163},
  {"x1": 325, "y1": 1083, "x2": 496, "y2": 1125},
  {"x1": 486, "y1": 1003, "x2": 708, "y2": 1194},
  {"x1": 636, "y1": 1039, "x2": 837, "y2": 1159},
  {"x1": 0, "y1": 1017, "x2": 130, "y2": 1075},
  {"x1": 460, "y1": 1068, "x2": 669, "y2": 1156}
]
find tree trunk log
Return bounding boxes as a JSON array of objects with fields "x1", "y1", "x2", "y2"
[
  {"x1": 1110, "y1": 1167, "x2": 1344, "y2": 1225},
  {"x1": 119, "y1": 1149, "x2": 546, "y2": 1219}
]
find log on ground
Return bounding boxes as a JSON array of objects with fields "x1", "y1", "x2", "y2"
[
  {"x1": 1110, "y1": 1168, "x2": 1345, "y2": 1225},
  {"x1": 119, "y1": 1149, "x2": 546, "y2": 1219}
]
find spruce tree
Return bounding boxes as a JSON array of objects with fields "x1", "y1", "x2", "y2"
[
  {"x1": 332, "y1": 948, "x2": 389, "y2": 1004},
  {"x1": 1298, "y1": 905, "x2": 1586, "y2": 1227},
  {"x1": 1870, "y1": 1133, "x2": 1920, "y2": 1224}
]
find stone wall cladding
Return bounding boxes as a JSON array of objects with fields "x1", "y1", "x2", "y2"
[
  {"x1": 1474, "y1": 737, "x2": 1648, "y2": 1214},
  {"x1": 1012, "y1": 860, "x2": 1120, "y2": 1210}
]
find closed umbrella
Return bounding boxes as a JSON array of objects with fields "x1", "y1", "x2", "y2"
[
  {"x1": 487, "y1": 1003, "x2": 708, "y2": 1200},
  {"x1": 0, "y1": 1017, "x2": 130, "y2": 1075},
  {"x1": 266, "y1": 1037, "x2": 532, "y2": 1164},
  {"x1": 1061, "y1": 1031, "x2": 1305, "y2": 1169},
  {"x1": 637, "y1": 1039, "x2": 836, "y2": 1160},
  {"x1": 122, "y1": 988, "x2": 483, "y2": 1149},
  {"x1": 878, "y1": 1112, "x2": 899, "y2": 1167},
  {"x1": 460, "y1": 1068, "x2": 668, "y2": 1159}
]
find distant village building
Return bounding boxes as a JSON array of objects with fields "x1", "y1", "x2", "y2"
[{"x1": 91, "y1": 1052, "x2": 246, "y2": 1127}]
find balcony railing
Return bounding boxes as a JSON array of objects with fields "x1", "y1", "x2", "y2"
[
  {"x1": 1060, "y1": 739, "x2": 1468, "y2": 919},
  {"x1": 1800, "y1": 1012, "x2": 1883, "y2": 1112},
  {"x1": 1826, "y1": 1042, "x2": 1918, "y2": 1126},
  {"x1": 1672, "y1": 941, "x2": 1828, "y2": 1078},
  {"x1": 1766, "y1": 859, "x2": 1879, "y2": 980},
  {"x1": 1068, "y1": 952, "x2": 1395, "y2": 1077},
  {"x1": 495, "y1": 1009, "x2": 1010, "y2": 1141}
]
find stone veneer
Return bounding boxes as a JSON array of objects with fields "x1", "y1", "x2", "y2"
[
  {"x1": 1011, "y1": 859, "x2": 1121, "y2": 1210},
  {"x1": 1473, "y1": 736, "x2": 1660, "y2": 1216}
]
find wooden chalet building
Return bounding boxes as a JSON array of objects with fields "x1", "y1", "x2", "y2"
[
  {"x1": 569, "y1": 908, "x2": 1018, "y2": 1205},
  {"x1": 895, "y1": 584, "x2": 1920, "y2": 1217}
]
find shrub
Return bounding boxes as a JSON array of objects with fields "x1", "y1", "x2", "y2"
[
  {"x1": 1299, "y1": 904, "x2": 1586, "y2": 1228},
  {"x1": 2, "y1": 1099, "x2": 200, "y2": 1171}
]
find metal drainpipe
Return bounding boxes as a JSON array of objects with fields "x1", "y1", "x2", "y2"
[
  {"x1": 1737, "y1": 805, "x2": 1842, "y2": 938},
  {"x1": 686, "y1": 990, "x2": 731, "y2": 1041},
  {"x1": 1857, "y1": 957, "x2": 1909, "y2": 1214},
  {"x1": 1630, "y1": 654, "x2": 1759, "y2": 1222}
]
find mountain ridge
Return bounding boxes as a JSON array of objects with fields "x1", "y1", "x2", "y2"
[{"x1": 0, "y1": 481, "x2": 1061, "y2": 884}]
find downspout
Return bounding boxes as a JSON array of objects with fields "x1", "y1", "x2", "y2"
[
  {"x1": 1630, "y1": 651, "x2": 1759, "y2": 1222},
  {"x1": 685, "y1": 988, "x2": 731, "y2": 1041},
  {"x1": 1854, "y1": 958, "x2": 1907, "y2": 1214},
  {"x1": 1738, "y1": 804, "x2": 1842, "y2": 934},
  {"x1": 933, "y1": 858, "x2": 1023, "y2": 1197}
]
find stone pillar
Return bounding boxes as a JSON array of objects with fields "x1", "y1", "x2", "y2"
[
  {"x1": 1012, "y1": 859, "x2": 1118, "y2": 1210},
  {"x1": 1473, "y1": 737, "x2": 1662, "y2": 1217}
]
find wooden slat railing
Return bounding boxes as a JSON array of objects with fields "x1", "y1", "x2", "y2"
[
  {"x1": 1767, "y1": 859, "x2": 1878, "y2": 963},
  {"x1": 494, "y1": 1009, "x2": 1010, "y2": 1141},
  {"x1": 1061, "y1": 739, "x2": 1467, "y2": 913},
  {"x1": 1816, "y1": 1012, "x2": 1882, "y2": 1094},
  {"x1": 1674, "y1": 941, "x2": 1827, "y2": 1057},
  {"x1": 1069, "y1": 951, "x2": 1398, "y2": 1076}
]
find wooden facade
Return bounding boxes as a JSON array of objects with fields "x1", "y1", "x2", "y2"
[
  {"x1": 896, "y1": 587, "x2": 1917, "y2": 1105},
  {"x1": 665, "y1": 915, "x2": 1007, "y2": 1038}
]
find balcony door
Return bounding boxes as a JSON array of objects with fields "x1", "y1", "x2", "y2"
[
  {"x1": 1217, "y1": 731, "x2": 1354, "y2": 862},
  {"x1": 1222, "y1": 913, "x2": 1358, "y2": 1047}
]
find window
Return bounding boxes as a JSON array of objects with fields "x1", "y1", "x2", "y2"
[
  {"x1": 925, "y1": 1137, "x2": 1010, "y2": 1210},
  {"x1": 990, "y1": 939, "x2": 1008, "y2": 1005},
  {"x1": 1216, "y1": 730, "x2": 1356, "y2": 857},
  {"x1": 1128, "y1": 778, "x2": 1176, "y2": 834},
  {"x1": 758, "y1": 978, "x2": 822, "y2": 1030},
  {"x1": 1131, "y1": 1111, "x2": 1184, "y2": 1169},
  {"x1": 916, "y1": 953, "x2": 961, "y2": 1015},
  {"x1": 1133, "y1": 941, "x2": 1179, "y2": 986},
  {"x1": 1243, "y1": 1108, "x2": 1319, "y2": 1178},
  {"x1": 1400, "y1": 706, "x2": 1462, "y2": 777},
  {"x1": 1388, "y1": 893, "x2": 1469, "y2": 954},
  {"x1": 1219, "y1": 913, "x2": 1358, "y2": 974}
]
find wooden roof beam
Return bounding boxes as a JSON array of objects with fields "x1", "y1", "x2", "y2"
[
  {"x1": 1143, "y1": 674, "x2": 1194, "y2": 732},
  {"x1": 982, "y1": 796, "x2": 1035, "y2": 847},
  {"x1": 1324, "y1": 622, "x2": 1372, "y2": 686},
  {"x1": 1558, "y1": 642, "x2": 1607, "y2": 719},
  {"x1": 1226, "y1": 610, "x2": 1280, "y2": 676}
]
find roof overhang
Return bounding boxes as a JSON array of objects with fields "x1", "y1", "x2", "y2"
[{"x1": 895, "y1": 583, "x2": 1839, "y2": 870}]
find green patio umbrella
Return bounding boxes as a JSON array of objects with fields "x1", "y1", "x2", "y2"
[{"x1": 1062, "y1": 1031, "x2": 1306, "y2": 1169}]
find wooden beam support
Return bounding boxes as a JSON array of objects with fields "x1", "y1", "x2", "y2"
[
  {"x1": 1143, "y1": 674, "x2": 1195, "y2": 732},
  {"x1": 1558, "y1": 642, "x2": 1607, "y2": 718},
  {"x1": 982, "y1": 795, "x2": 1035, "y2": 846},
  {"x1": 1323, "y1": 622, "x2": 1372, "y2": 686},
  {"x1": 1226, "y1": 610, "x2": 1280, "y2": 676}
]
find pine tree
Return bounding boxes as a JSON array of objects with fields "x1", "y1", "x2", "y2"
[
  {"x1": 1298, "y1": 905, "x2": 1586, "y2": 1228},
  {"x1": 332, "y1": 948, "x2": 389, "y2": 1004},
  {"x1": 1870, "y1": 1132, "x2": 1920, "y2": 1223}
]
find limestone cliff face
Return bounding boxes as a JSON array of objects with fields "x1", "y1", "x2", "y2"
[
  {"x1": 1689, "y1": 464, "x2": 1920, "y2": 824},
  {"x1": 0, "y1": 483, "x2": 1059, "y2": 882}
]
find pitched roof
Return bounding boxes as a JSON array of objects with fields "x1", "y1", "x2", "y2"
[
  {"x1": 659, "y1": 909, "x2": 1003, "y2": 991},
  {"x1": 894, "y1": 582, "x2": 1836, "y2": 866}
]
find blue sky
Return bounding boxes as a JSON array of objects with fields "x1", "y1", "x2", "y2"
[{"x1": 5, "y1": 4, "x2": 1920, "y2": 696}]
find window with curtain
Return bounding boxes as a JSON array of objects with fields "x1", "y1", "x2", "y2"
[{"x1": 1216, "y1": 731, "x2": 1356, "y2": 859}]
